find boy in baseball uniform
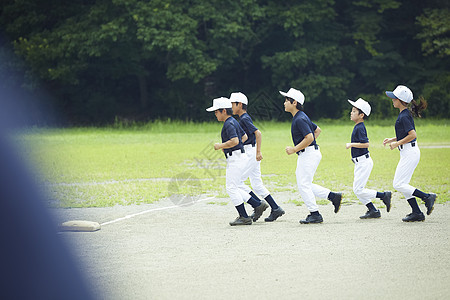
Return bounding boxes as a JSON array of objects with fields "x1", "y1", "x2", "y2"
[
  {"x1": 230, "y1": 92, "x2": 284, "y2": 222},
  {"x1": 282, "y1": 88, "x2": 342, "y2": 224},
  {"x1": 207, "y1": 97, "x2": 268, "y2": 226},
  {"x1": 346, "y1": 98, "x2": 392, "y2": 218}
]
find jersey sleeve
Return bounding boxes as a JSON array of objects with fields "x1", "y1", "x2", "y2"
[
  {"x1": 357, "y1": 126, "x2": 369, "y2": 143},
  {"x1": 402, "y1": 115, "x2": 415, "y2": 134},
  {"x1": 238, "y1": 119, "x2": 249, "y2": 135},
  {"x1": 295, "y1": 118, "x2": 313, "y2": 137},
  {"x1": 224, "y1": 123, "x2": 238, "y2": 140},
  {"x1": 242, "y1": 118, "x2": 258, "y2": 135}
]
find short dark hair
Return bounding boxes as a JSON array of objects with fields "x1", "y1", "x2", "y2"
[
  {"x1": 287, "y1": 97, "x2": 303, "y2": 111},
  {"x1": 356, "y1": 108, "x2": 367, "y2": 120},
  {"x1": 217, "y1": 108, "x2": 233, "y2": 115},
  {"x1": 233, "y1": 102, "x2": 247, "y2": 110}
]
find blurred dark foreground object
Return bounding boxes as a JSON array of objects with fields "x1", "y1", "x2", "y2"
[{"x1": 0, "y1": 133, "x2": 96, "y2": 299}]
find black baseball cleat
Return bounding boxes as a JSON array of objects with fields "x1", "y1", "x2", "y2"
[
  {"x1": 402, "y1": 212, "x2": 425, "y2": 222},
  {"x1": 229, "y1": 216, "x2": 252, "y2": 226},
  {"x1": 264, "y1": 207, "x2": 285, "y2": 222},
  {"x1": 360, "y1": 209, "x2": 381, "y2": 219},
  {"x1": 423, "y1": 193, "x2": 437, "y2": 215},
  {"x1": 382, "y1": 191, "x2": 392, "y2": 212},
  {"x1": 332, "y1": 192, "x2": 342, "y2": 213},
  {"x1": 299, "y1": 213, "x2": 323, "y2": 224},
  {"x1": 252, "y1": 200, "x2": 269, "y2": 222}
]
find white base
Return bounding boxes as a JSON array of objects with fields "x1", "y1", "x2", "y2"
[{"x1": 59, "y1": 220, "x2": 101, "y2": 232}]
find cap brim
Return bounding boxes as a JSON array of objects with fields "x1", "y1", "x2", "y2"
[
  {"x1": 347, "y1": 99, "x2": 356, "y2": 107},
  {"x1": 279, "y1": 91, "x2": 288, "y2": 98},
  {"x1": 206, "y1": 106, "x2": 216, "y2": 112},
  {"x1": 385, "y1": 91, "x2": 397, "y2": 99}
]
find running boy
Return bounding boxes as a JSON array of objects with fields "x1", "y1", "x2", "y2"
[
  {"x1": 230, "y1": 92, "x2": 283, "y2": 222},
  {"x1": 281, "y1": 88, "x2": 342, "y2": 224},
  {"x1": 346, "y1": 98, "x2": 392, "y2": 219},
  {"x1": 206, "y1": 97, "x2": 267, "y2": 226}
]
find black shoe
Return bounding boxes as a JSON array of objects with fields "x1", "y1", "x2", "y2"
[
  {"x1": 252, "y1": 200, "x2": 269, "y2": 222},
  {"x1": 264, "y1": 207, "x2": 285, "y2": 222},
  {"x1": 331, "y1": 192, "x2": 342, "y2": 213},
  {"x1": 360, "y1": 209, "x2": 381, "y2": 219},
  {"x1": 299, "y1": 213, "x2": 323, "y2": 224},
  {"x1": 402, "y1": 212, "x2": 425, "y2": 222},
  {"x1": 423, "y1": 193, "x2": 436, "y2": 215},
  {"x1": 381, "y1": 191, "x2": 392, "y2": 212},
  {"x1": 229, "y1": 216, "x2": 252, "y2": 226}
]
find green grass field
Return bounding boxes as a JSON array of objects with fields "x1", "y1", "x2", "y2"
[{"x1": 14, "y1": 119, "x2": 450, "y2": 207}]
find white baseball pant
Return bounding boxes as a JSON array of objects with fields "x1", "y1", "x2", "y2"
[
  {"x1": 352, "y1": 155, "x2": 377, "y2": 205},
  {"x1": 393, "y1": 143, "x2": 420, "y2": 199},
  {"x1": 226, "y1": 151, "x2": 251, "y2": 206},
  {"x1": 295, "y1": 146, "x2": 330, "y2": 212},
  {"x1": 238, "y1": 145, "x2": 270, "y2": 198}
]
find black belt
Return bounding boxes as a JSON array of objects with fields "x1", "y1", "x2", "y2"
[
  {"x1": 299, "y1": 144, "x2": 318, "y2": 154},
  {"x1": 352, "y1": 153, "x2": 369, "y2": 163},
  {"x1": 224, "y1": 148, "x2": 245, "y2": 158},
  {"x1": 398, "y1": 141, "x2": 416, "y2": 150}
]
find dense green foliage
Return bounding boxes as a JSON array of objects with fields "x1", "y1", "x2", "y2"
[{"x1": 1, "y1": 0, "x2": 449, "y2": 125}]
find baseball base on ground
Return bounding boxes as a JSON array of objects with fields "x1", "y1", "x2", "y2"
[{"x1": 59, "y1": 220, "x2": 101, "y2": 232}]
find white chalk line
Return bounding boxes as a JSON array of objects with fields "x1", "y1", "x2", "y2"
[{"x1": 100, "y1": 196, "x2": 216, "y2": 227}]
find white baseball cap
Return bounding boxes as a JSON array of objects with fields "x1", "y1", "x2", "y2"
[
  {"x1": 206, "y1": 97, "x2": 232, "y2": 112},
  {"x1": 279, "y1": 88, "x2": 305, "y2": 105},
  {"x1": 348, "y1": 98, "x2": 371, "y2": 116},
  {"x1": 385, "y1": 85, "x2": 413, "y2": 103},
  {"x1": 229, "y1": 92, "x2": 248, "y2": 105}
]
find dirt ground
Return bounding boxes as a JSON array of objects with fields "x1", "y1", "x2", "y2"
[{"x1": 53, "y1": 193, "x2": 450, "y2": 300}]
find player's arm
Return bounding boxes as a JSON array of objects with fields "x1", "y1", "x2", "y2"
[
  {"x1": 383, "y1": 137, "x2": 397, "y2": 146},
  {"x1": 254, "y1": 129, "x2": 262, "y2": 161},
  {"x1": 314, "y1": 126, "x2": 321, "y2": 139},
  {"x1": 388, "y1": 129, "x2": 416, "y2": 150},
  {"x1": 242, "y1": 133, "x2": 248, "y2": 143},
  {"x1": 286, "y1": 133, "x2": 314, "y2": 155},
  {"x1": 214, "y1": 137, "x2": 239, "y2": 150},
  {"x1": 346, "y1": 142, "x2": 369, "y2": 149}
]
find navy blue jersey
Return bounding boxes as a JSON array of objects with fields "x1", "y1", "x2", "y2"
[
  {"x1": 351, "y1": 122, "x2": 369, "y2": 158},
  {"x1": 291, "y1": 111, "x2": 317, "y2": 154},
  {"x1": 395, "y1": 109, "x2": 416, "y2": 142},
  {"x1": 222, "y1": 116, "x2": 245, "y2": 156},
  {"x1": 238, "y1": 113, "x2": 258, "y2": 146}
]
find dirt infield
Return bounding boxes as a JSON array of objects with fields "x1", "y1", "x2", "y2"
[{"x1": 54, "y1": 194, "x2": 450, "y2": 300}]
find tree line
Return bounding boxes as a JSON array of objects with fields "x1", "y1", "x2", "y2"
[{"x1": 0, "y1": 0, "x2": 449, "y2": 125}]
